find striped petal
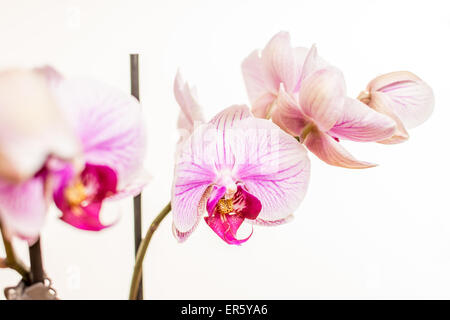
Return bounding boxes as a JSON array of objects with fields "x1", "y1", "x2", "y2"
[
  {"x1": 272, "y1": 86, "x2": 309, "y2": 137},
  {"x1": 368, "y1": 92, "x2": 409, "y2": 144},
  {"x1": 298, "y1": 67, "x2": 346, "y2": 131},
  {"x1": 242, "y1": 50, "x2": 277, "y2": 118},
  {"x1": 304, "y1": 129, "x2": 376, "y2": 169},
  {"x1": 367, "y1": 71, "x2": 434, "y2": 129},
  {"x1": 232, "y1": 118, "x2": 310, "y2": 222},
  {"x1": 51, "y1": 78, "x2": 147, "y2": 193},
  {"x1": 328, "y1": 97, "x2": 396, "y2": 142},
  {"x1": 261, "y1": 31, "x2": 299, "y2": 94},
  {"x1": 0, "y1": 176, "x2": 47, "y2": 243}
]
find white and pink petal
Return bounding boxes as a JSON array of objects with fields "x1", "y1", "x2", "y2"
[
  {"x1": 298, "y1": 67, "x2": 346, "y2": 131},
  {"x1": 0, "y1": 176, "x2": 48, "y2": 243},
  {"x1": 367, "y1": 71, "x2": 434, "y2": 129},
  {"x1": 261, "y1": 31, "x2": 299, "y2": 94},
  {"x1": 328, "y1": 97, "x2": 396, "y2": 142},
  {"x1": 303, "y1": 129, "x2": 376, "y2": 169},
  {"x1": 50, "y1": 78, "x2": 147, "y2": 191}
]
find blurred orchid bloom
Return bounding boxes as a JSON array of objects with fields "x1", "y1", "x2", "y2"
[
  {"x1": 172, "y1": 75, "x2": 310, "y2": 245},
  {"x1": 0, "y1": 68, "x2": 82, "y2": 241},
  {"x1": 357, "y1": 71, "x2": 434, "y2": 144},
  {"x1": 0, "y1": 67, "x2": 147, "y2": 241},
  {"x1": 48, "y1": 73, "x2": 148, "y2": 231},
  {"x1": 0, "y1": 69, "x2": 81, "y2": 183},
  {"x1": 242, "y1": 32, "x2": 397, "y2": 168}
]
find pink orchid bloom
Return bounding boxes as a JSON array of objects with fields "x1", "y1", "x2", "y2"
[
  {"x1": 242, "y1": 32, "x2": 397, "y2": 168},
  {"x1": 357, "y1": 71, "x2": 434, "y2": 144},
  {"x1": 0, "y1": 67, "x2": 147, "y2": 241},
  {"x1": 48, "y1": 72, "x2": 147, "y2": 231},
  {"x1": 172, "y1": 74, "x2": 310, "y2": 245}
]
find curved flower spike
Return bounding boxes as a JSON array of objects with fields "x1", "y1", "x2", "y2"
[
  {"x1": 48, "y1": 74, "x2": 148, "y2": 231},
  {"x1": 358, "y1": 71, "x2": 434, "y2": 144},
  {"x1": 172, "y1": 105, "x2": 310, "y2": 244}
]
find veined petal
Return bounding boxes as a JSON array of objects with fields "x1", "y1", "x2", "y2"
[
  {"x1": 251, "y1": 92, "x2": 277, "y2": 119},
  {"x1": 299, "y1": 67, "x2": 346, "y2": 131},
  {"x1": 368, "y1": 92, "x2": 409, "y2": 144},
  {"x1": 304, "y1": 129, "x2": 376, "y2": 169},
  {"x1": 0, "y1": 176, "x2": 47, "y2": 242},
  {"x1": 294, "y1": 45, "x2": 329, "y2": 93},
  {"x1": 173, "y1": 185, "x2": 213, "y2": 242},
  {"x1": 209, "y1": 104, "x2": 252, "y2": 127},
  {"x1": 209, "y1": 105, "x2": 253, "y2": 169},
  {"x1": 272, "y1": 86, "x2": 309, "y2": 137},
  {"x1": 367, "y1": 71, "x2": 434, "y2": 129},
  {"x1": 0, "y1": 69, "x2": 81, "y2": 183},
  {"x1": 172, "y1": 124, "x2": 217, "y2": 232},
  {"x1": 231, "y1": 118, "x2": 310, "y2": 221},
  {"x1": 174, "y1": 71, "x2": 205, "y2": 137},
  {"x1": 242, "y1": 50, "x2": 277, "y2": 118},
  {"x1": 329, "y1": 97, "x2": 396, "y2": 142},
  {"x1": 51, "y1": 78, "x2": 146, "y2": 191},
  {"x1": 261, "y1": 31, "x2": 299, "y2": 93}
]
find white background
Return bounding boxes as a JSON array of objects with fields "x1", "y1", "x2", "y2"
[{"x1": 0, "y1": 0, "x2": 449, "y2": 299}]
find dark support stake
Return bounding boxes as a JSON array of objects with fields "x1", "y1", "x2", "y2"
[
  {"x1": 28, "y1": 238, "x2": 44, "y2": 284},
  {"x1": 130, "y1": 53, "x2": 143, "y2": 300}
]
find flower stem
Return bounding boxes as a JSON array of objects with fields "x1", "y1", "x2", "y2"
[
  {"x1": 299, "y1": 122, "x2": 315, "y2": 143},
  {"x1": 28, "y1": 238, "x2": 44, "y2": 284},
  {"x1": 0, "y1": 223, "x2": 30, "y2": 284},
  {"x1": 129, "y1": 202, "x2": 171, "y2": 300},
  {"x1": 357, "y1": 90, "x2": 371, "y2": 104}
]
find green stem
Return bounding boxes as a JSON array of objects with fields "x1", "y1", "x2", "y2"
[
  {"x1": 299, "y1": 122, "x2": 315, "y2": 143},
  {"x1": 129, "y1": 202, "x2": 171, "y2": 300},
  {"x1": 0, "y1": 224, "x2": 30, "y2": 283}
]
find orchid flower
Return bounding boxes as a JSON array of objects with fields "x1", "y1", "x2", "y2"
[
  {"x1": 242, "y1": 32, "x2": 397, "y2": 168},
  {"x1": 0, "y1": 67, "x2": 147, "y2": 241},
  {"x1": 172, "y1": 74, "x2": 310, "y2": 245},
  {"x1": 48, "y1": 71, "x2": 148, "y2": 231},
  {"x1": 357, "y1": 71, "x2": 434, "y2": 144}
]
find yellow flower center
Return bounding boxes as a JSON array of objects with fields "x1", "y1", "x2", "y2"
[
  {"x1": 216, "y1": 198, "x2": 234, "y2": 215},
  {"x1": 64, "y1": 180, "x2": 87, "y2": 207}
]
